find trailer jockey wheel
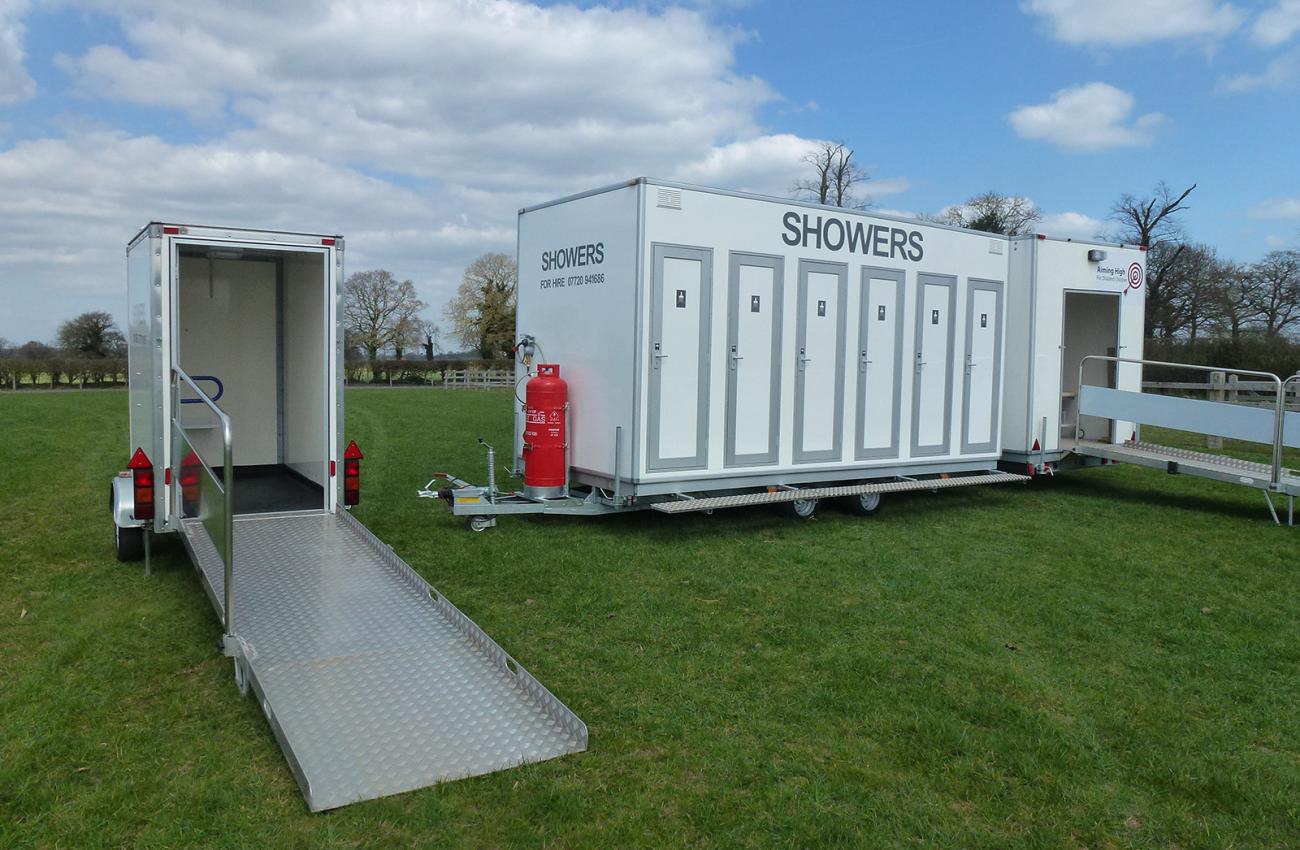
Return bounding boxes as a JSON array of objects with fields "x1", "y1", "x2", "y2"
[
  {"x1": 466, "y1": 516, "x2": 496, "y2": 533},
  {"x1": 842, "y1": 492, "x2": 883, "y2": 517},
  {"x1": 785, "y1": 496, "x2": 818, "y2": 519},
  {"x1": 233, "y1": 657, "x2": 250, "y2": 698}
]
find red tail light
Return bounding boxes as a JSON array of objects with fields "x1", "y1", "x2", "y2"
[
  {"x1": 343, "y1": 440, "x2": 363, "y2": 506},
  {"x1": 129, "y1": 447, "x2": 155, "y2": 522}
]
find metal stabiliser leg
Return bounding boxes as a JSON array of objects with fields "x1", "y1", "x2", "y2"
[{"x1": 1264, "y1": 491, "x2": 1281, "y2": 526}]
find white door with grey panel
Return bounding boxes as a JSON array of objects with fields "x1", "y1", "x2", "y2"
[
  {"x1": 911, "y1": 274, "x2": 956, "y2": 457},
  {"x1": 794, "y1": 260, "x2": 846, "y2": 463},
  {"x1": 648, "y1": 244, "x2": 711, "y2": 471},
  {"x1": 856, "y1": 267, "x2": 905, "y2": 460},
  {"x1": 725, "y1": 253, "x2": 783, "y2": 467},
  {"x1": 961, "y1": 280, "x2": 1003, "y2": 453}
]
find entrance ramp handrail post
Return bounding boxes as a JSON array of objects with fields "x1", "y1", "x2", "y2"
[
  {"x1": 173, "y1": 366, "x2": 235, "y2": 640},
  {"x1": 1078, "y1": 355, "x2": 1284, "y2": 488}
]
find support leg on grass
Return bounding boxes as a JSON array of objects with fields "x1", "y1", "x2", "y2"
[{"x1": 1263, "y1": 491, "x2": 1280, "y2": 526}]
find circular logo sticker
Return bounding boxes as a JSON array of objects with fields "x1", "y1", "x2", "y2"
[{"x1": 1127, "y1": 262, "x2": 1143, "y2": 290}]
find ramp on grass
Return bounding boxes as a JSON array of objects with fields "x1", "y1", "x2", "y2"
[{"x1": 181, "y1": 510, "x2": 586, "y2": 811}]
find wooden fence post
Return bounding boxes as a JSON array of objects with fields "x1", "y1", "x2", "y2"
[{"x1": 1207, "y1": 371, "x2": 1224, "y2": 449}]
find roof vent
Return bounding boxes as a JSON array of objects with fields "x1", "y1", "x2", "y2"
[{"x1": 656, "y1": 188, "x2": 682, "y2": 210}]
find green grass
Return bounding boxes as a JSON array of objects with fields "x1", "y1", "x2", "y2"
[{"x1": 2, "y1": 389, "x2": 1298, "y2": 849}]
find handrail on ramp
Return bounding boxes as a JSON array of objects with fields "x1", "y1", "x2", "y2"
[
  {"x1": 1077, "y1": 355, "x2": 1287, "y2": 489},
  {"x1": 172, "y1": 366, "x2": 236, "y2": 647}
]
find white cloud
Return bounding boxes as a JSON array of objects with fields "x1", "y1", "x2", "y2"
[
  {"x1": 1008, "y1": 83, "x2": 1164, "y2": 152},
  {"x1": 1038, "y1": 211, "x2": 1106, "y2": 240},
  {"x1": 0, "y1": 0, "x2": 35, "y2": 104},
  {"x1": 1023, "y1": 0, "x2": 1244, "y2": 46},
  {"x1": 1250, "y1": 196, "x2": 1300, "y2": 218},
  {"x1": 1253, "y1": 0, "x2": 1300, "y2": 45},
  {"x1": 1216, "y1": 49, "x2": 1300, "y2": 91},
  {"x1": 0, "y1": 0, "x2": 840, "y2": 340}
]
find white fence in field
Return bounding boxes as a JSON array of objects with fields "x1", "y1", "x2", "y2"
[{"x1": 442, "y1": 369, "x2": 514, "y2": 388}]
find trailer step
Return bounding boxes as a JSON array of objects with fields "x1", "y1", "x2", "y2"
[
  {"x1": 1072, "y1": 439, "x2": 1300, "y2": 495},
  {"x1": 181, "y1": 511, "x2": 586, "y2": 811},
  {"x1": 649, "y1": 471, "x2": 1029, "y2": 514}
]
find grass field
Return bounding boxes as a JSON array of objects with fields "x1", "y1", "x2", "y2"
[{"x1": 2, "y1": 388, "x2": 1298, "y2": 849}]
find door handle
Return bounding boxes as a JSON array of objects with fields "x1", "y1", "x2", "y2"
[
  {"x1": 798, "y1": 347, "x2": 812, "y2": 370},
  {"x1": 859, "y1": 351, "x2": 872, "y2": 372},
  {"x1": 729, "y1": 344, "x2": 743, "y2": 370},
  {"x1": 653, "y1": 342, "x2": 669, "y2": 368}
]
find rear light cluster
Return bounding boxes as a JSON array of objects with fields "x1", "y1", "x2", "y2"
[
  {"x1": 180, "y1": 450, "x2": 201, "y2": 515},
  {"x1": 128, "y1": 448, "x2": 155, "y2": 521},
  {"x1": 343, "y1": 440, "x2": 363, "y2": 506}
]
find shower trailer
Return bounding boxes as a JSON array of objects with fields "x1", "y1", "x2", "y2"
[{"x1": 435, "y1": 179, "x2": 1147, "y2": 524}]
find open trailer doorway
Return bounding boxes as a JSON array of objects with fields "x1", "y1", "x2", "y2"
[{"x1": 174, "y1": 243, "x2": 330, "y2": 515}]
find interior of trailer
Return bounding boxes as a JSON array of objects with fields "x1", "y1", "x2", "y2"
[
  {"x1": 175, "y1": 245, "x2": 328, "y2": 514},
  {"x1": 1059, "y1": 291, "x2": 1120, "y2": 442}
]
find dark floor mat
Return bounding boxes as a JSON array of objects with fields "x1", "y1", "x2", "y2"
[{"x1": 216, "y1": 465, "x2": 324, "y2": 514}]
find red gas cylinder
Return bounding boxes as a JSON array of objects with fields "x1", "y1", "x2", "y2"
[{"x1": 523, "y1": 363, "x2": 568, "y2": 499}]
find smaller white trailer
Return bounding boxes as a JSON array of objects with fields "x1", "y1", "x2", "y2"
[{"x1": 109, "y1": 223, "x2": 585, "y2": 810}]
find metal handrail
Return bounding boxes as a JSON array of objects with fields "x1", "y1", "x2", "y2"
[
  {"x1": 1077, "y1": 355, "x2": 1285, "y2": 489},
  {"x1": 172, "y1": 366, "x2": 235, "y2": 640}
]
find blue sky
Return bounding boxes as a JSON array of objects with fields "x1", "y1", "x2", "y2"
[{"x1": 0, "y1": 0, "x2": 1297, "y2": 343}]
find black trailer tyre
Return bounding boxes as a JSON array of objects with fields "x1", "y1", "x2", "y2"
[
  {"x1": 842, "y1": 491, "x2": 883, "y2": 516},
  {"x1": 786, "y1": 496, "x2": 818, "y2": 519},
  {"x1": 115, "y1": 522, "x2": 144, "y2": 562}
]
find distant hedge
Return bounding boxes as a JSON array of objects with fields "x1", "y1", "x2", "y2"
[
  {"x1": 0, "y1": 357, "x2": 522, "y2": 390},
  {"x1": 0, "y1": 357, "x2": 128, "y2": 389},
  {"x1": 344, "y1": 359, "x2": 513, "y2": 385},
  {"x1": 1143, "y1": 338, "x2": 1300, "y2": 383}
]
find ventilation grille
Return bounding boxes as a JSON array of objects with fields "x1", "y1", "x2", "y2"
[{"x1": 656, "y1": 188, "x2": 682, "y2": 210}]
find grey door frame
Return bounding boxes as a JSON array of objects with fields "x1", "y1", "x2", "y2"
[
  {"x1": 793, "y1": 259, "x2": 847, "y2": 464},
  {"x1": 724, "y1": 251, "x2": 784, "y2": 467},
  {"x1": 1060, "y1": 288, "x2": 1122, "y2": 442},
  {"x1": 855, "y1": 266, "x2": 906, "y2": 461},
  {"x1": 910, "y1": 273, "x2": 957, "y2": 458},
  {"x1": 647, "y1": 243, "x2": 713, "y2": 471},
  {"x1": 960, "y1": 278, "x2": 1004, "y2": 455}
]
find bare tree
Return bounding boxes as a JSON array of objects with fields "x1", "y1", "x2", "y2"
[
  {"x1": 1245, "y1": 250, "x2": 1300, "y2": 338},
  {"x1": 343, "y1": 270, "x2": 426, "y2": 362},
  {"x1": 936, "y1": 191, "x2": 1041, "y2": 235},
  {"x1": 444, "y1": 253, "x2": 518, "y2": 359},
  {"x1": 1212, "y1": 261, "x2": 1260, "y2": 340},
  {"x1": 1109, "y1": 181, "x2": 1196, "y2": 249},
  {"x1": 791, "y1": 142, "x2": 870, "y2": 209},
  {"x1": 418, "y1": 319, "x2": 440, "y2": 360},
  {"x1": 1171, "y1": 244, "x2": 1230, "y2": 342},
  {"x1": 57, "y1": 311, "x2": 125, "y2": 358}
]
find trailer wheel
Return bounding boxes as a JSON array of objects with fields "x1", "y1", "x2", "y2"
[
  {"x1": 466, "y1": 516, "x2": 496, "y2": 533},
  {"x1": 785, "y1": 496, "x2": 818, "y2": 519},
  {"x1": 842, "y1": 492, "x2": 883, "y2": 517},
  {"x1": 115, "y1": 522, "x2": 144, "y2": 562}
]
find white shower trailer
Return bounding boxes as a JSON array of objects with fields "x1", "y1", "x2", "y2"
[{"x1": 501, "y1": 179, "x2": 1145, "y2": 512}]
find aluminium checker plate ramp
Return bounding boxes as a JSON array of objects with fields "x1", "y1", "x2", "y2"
[
  {"x1": 1072, "y1": 439, "x2": 1300, "y2": 496},
  {"x1": 181, "y1": 510, "x2": 586, "y2": 811},
  {"x1": 650, "y1": 471, "x2": 1030, "y2": 513}
]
